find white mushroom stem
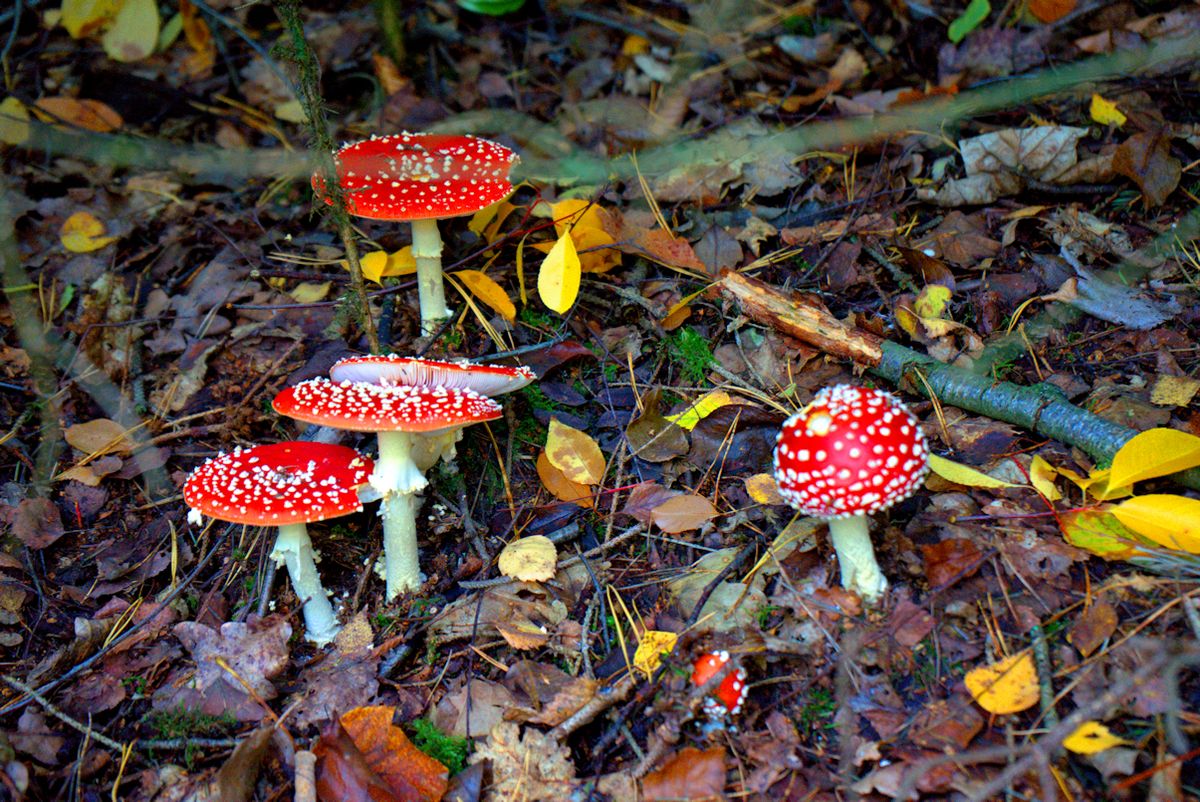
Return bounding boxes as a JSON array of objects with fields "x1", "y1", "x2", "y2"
[
  {"x1": 410, "y1": 218, "x2": 452, "y2": 335},
  {"x1": 828, "y1": 515, "x2": 888, "y2": 602},
  {"x1": 372, "y1": 430, "x2": 428, "y2": 599},
  {"x1": 270, "y1": 523, "x2": 340, "y2": 646}
]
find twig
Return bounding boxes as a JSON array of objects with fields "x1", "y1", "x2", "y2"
[
  {"x1": 294, "y1": 749, "x2": 318, "y2": 802},
  {"x1": 0, "y1": 675, "x2": 125, "y2": 753},
  {"x1": 1030, "y1": 623, "x2": 1059, "y2": 728}
]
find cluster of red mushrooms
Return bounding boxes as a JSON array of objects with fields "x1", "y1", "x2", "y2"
[{"x1": 182, "y1": 132, "x2": 933, "y2": 726}]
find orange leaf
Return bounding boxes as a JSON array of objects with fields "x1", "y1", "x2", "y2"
[
  {"x1": 340, "y1": 706, "x2": 449, "y2": 801},
  {"x1": 1029, "y1": 0, "x2": 1075, "y2": 23},
  {"x1": 536, "y1": 451, "x2": 594, "y2": 508},
  {"x1": 34, "y1": 97, "x2": 122, "y2": 132},
  {"x1": 650, "y1": 493, "x2": 719, "y2": 534},
  {"x1": 643, "y1": 746, "x2": 726, "y2": 802},
  {"x1": 545, "y1": 418, "x2": 605, "y2": 484}
]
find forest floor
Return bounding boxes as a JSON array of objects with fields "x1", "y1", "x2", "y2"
[{"x1": 2, "y1": 1, "x2": 1200, "y2": 800}]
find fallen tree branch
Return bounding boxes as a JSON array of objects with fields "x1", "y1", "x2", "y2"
[{"x1": 719, "y1": 271, "x2": 1200, "y2": 490}]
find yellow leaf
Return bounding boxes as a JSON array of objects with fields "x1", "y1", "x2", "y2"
[
  {"x1": 650, "y1": 493, "x2": 719, "y2": 534},
  {"x1": 545, "y1": 418, "x2": 605, "y2": 484},
  {"x1": 664, "y1": 390, "x2": 735, "y2": 431},
  {"x1": 1060, "y1": 508, "x2": 1148, "y2": 561},
  {"x1": 62, "y1": 0, "x2": 120, "y2": 38},
  {"x1": 744, "y1": 473, "x2": 785, "y2": 505},
  {"x1": 1108, "y1": 428, "x2": 1200, "y2": 488},
  {"x1": 1150, "y1": 375, "x2": 1200, "y2": 407},
  {"x1": 633, "y1": 630, "x2": 678, "y2": 677},
  {"x1": 536, "y1": 451, "x2": 593, "y2": 509},
  {"x1": 497, "y1": 536, "x2": 557, "y2": 582},
  {"x1": 288, "y1": 281, "x2": 331, "y2": 303},
  {"x1": 1089, "y1": 94, "x2": 1127, "y2": 128},
  {"x1": 1029, "y1": 455, "x2": 1061, "y2": 501},
  {"x1": 537, "y1": 231, "x2": 581, "y2": 313},
  {"x1": 913, "y1": 284, "x2": 952, "y2": 319},
  {"x1": 273, "y1": 98, "x2": 306, "y2": 123},
  {"x1": 1111, "y1": 494, "x2": 1200, "y2": 553},
  {"x1": 453, "y1": 270, "x2": 515, "y2": 322},
  {"x1": 353, "y1": 248, "x2": 416, "y2": 284},
  {"x1": 964, "y1": 651, "x2": 1039, "y2": 714},
  {"x1": 0, "y1": 97, "x2": 31, "y2": 145},
  {"x1": 929, "y1": 454, "x2": 1018, "y2": 489},
  {"x1": 101, "y1": 0, "x2": 160, "y2": 62},
  {"x1": 1074, "y1": 467, "x2": 1132, "y2": 501},
  {"x1": 60, "y1": 212, "x2": 118, "y2": 253},
  {"x1": 1064, "y1": 721, "x2": 1128, "y2": 754}
]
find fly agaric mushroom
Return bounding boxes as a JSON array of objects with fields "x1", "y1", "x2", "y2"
[
  {"x1": 691, "y1": 651, "x2": 747, "y2": 719},
  {"x1": 313, "y1": 133, "x2": 519, "y2": 335},
  {"x1": 329, "y1": 354, "x2": 535, "y2": 470},
  {"x1": 772, "y1": 385, "x2": 929, "y2": 602},
  {"x1": 184, "y1": 442, "x2": 373, "y2": 646},
  {"x1": 272, "y1": 379, "x2": 502, "y2": 599}
]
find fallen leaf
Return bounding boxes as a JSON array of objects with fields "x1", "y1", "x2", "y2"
[
  {"x1": 642, "y1": 746, "x2": 726, "y2": 802},
  {"x1": 650, "y1": 493, "x2": 719, "y2": 534},
  {"x1": 535, "y1": 451, "x2": 593, "y2": 508},
  {"x1": 1113, "y1": 129, "x2": 1180, "y2": 207},
  {"x1": 1111, "y1": 494, "x2": 1200, "y2": 552},
  {"x1": 1059, "y1": 508, "x2": 1148, "y2": 560},
  {"x1": 929, "y1": 454, "x2": 1018, "y2": 489},
  {"x1": 633, "y1": 630, "x2": 678, "y2": 677},
  {"x1": 744, "y1": 473, "x2": 785, "y2": 505},
  {"x1": 353, "y1": 248, "x2": 417, "y2": 284},
  {"x1": 452, "y1": 269, "x2": 515, "y2": 322},
  {"x1": 921, "y1": 538, "x2": 985, "y2": 588},
  {"x1": 538, "y1": 230, "x2": 581, "y2": 314},
  {"x1": 0, "y1": 96, "x2": 31, "y2": 145},
  {"x1": 1108, "y1": 428, "x2": 1200, "y2": 488},
  {"x1": 948, "y1": 0, "x2": 991, "y2": 43},
  {"x1": 545, "y1": 418, "x2": 605, "y2": 484},
  {"x1": 61, "y1": 0, "x2": 119, "y2": 38},
  {"x1": 101, "y1": 0, "x2": 159, "y2": 62},
  {"x1": 34, "y1": 97, "x2": 123, "y2": 132},
  {"x1": 1150, "y1": 375, "x2": 1200, "y2": 407},
  {"x1": 498, "y1": 536, "x2": 558, "y2": 583},
  {"x1": 469, "y1": 722, "x2": 575, "y2": 800},
  {"x1": 341, "y1": 706, "x2": 449, "y2": 801},
  {"x1": 1089, "y1": 93, "x2": 1126, "y2": 127},
  {"x1": 1068, "y1": 601, "x2": 1118, "y2": 657},
  {"x1": 60, "y1": 212, "x2": 119, "y2": 253},
  {"x1": 1064, "y1": 721, "x2": 1129, "y2": 754},
  {"x1": 626, "y1": 389, "x2": 690, "y2": 462},
  {"x1": 12, "y1": 498, "x2": 65, "y2": 550},
  {"x1": 964, "y1": 651, "x2": 1039, "y2": 714},
  {"x1": 664, "y1": 390, "x2": 736, "y2": 431},
  {"x1": 314, "y1": 719, "x2": 404, "y2": 802}
]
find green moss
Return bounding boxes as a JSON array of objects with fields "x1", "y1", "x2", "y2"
[
  {"x1": 409, "y1": 718, "x2": 471, "y2": 774},
  {"x1": 665, "y1": 327, "x2": 715, "y2": 386}
]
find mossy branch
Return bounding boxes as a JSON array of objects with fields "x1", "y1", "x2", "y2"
[{"x1": 273, "y1": 0, "x2": 379, "y2": 353}]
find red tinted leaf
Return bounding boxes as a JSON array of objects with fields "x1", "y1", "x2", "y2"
[
  {"x1": 1113, "y1": 130, "x2": 1180, "y2": 207},
  {"x1": 341, "y1": 706, "x2": 449, "y2": 802},
  {"x1": 921, "y1": 538, "x2": 985, "y2": 588},
  {"x1": 13, "y1": 498, "x2": 64, "y2": 549},
  {"x1": 314, "y1": 719, "x2": 402, "y2": 802},
  {"x1": 642, "y1": 746, "x2": 726, "y2": 801},
  {"x1": 620, "y1": 482, "x2": 680, "y2": 525}
]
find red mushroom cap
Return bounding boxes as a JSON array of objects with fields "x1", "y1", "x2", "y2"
[
  {"x1": 183, "y1": 442, "x2": 373, "y2": 526},
  {"x1": 329, "y1": 354, "x2": 535, "y2": 396},
  {"x1": 690, "y1": 651, "x2": 747, "y2": 718},
  {"x1": 273, "y1": 379, "x2": 503, "y2": 433},
  {"x1": 312, "y1": 132, "x2": 519, "y2": 221},
  {"x1": 773, "y1": 385, "x2": 929, "y2": 518}
]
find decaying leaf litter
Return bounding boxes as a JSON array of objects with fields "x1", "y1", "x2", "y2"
[{"x1": 2, "y1": 0, "x2": 1200, "y2": 799}]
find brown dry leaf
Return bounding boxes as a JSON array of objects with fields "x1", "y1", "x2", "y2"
[
  {"x1": 33, "y1": 97, "x2": 123, "y2": 132},
  {"x1": 495, "y1": 616, "x2": 553, "y2": 651},
  {"x1": 470, "y1": 722, "x2": 575, "y2": 801},
  {"x1": 535, "y1": 451, "x2": 593, "y2": 508},
  {"x1": 921, "y1": 538, "x2": 985, "y2": 588},
  {"x1": 314, "y1": 718, "x2": 404, "y2": 802},
  {"x1": 1029, "y1": 0, "x2": 1076, "y2": 23},
  {"x1": 545, "y1": 418, "x2": 605, "y2": 484},
  {"x1": 1068, "y1": 600, "x2": 1119, "y2": 657},
  {"x1": 642, "y1": 746, "x2": 726, "y2": 801},
  {"x1": 626, "y1": 389, "x2": 690, "y2": 463},
  {"x1": 179, "y1": 0, "x2": 216, "y2": 76},
  {"x1": 781, "y1": 48, "x2": 866, "y2": 109},
  {"x1": 504, "y1": 660, "x2": 600, "y2": 727},
  {"x1": 12, "y1": 498, "x2": 65, "y2": 550},
  {"x1": 432, "y1": 679, "x2": 517, "y2": 738},
  {"x1": 635, "y1": 228, "x2": 707, "y2": 273},
  {"x1": 650, "y1": 493, "x2": 719, "y2": 534},
  {"x1": 64, "y1": 418, "x2": 136, "y2": 455},
  {"x1": 620, "y1": 482, "x2": 680, "y2": 524},
  {"x1": 341, "y1": 706, "x2": 449, "y2": 801},
  {"x1": 910, "y1": 696, "x2": 983, "y2": 751},
  {"x1": 1113, "y1": 129, "x2": 1180, "y2": 207}
]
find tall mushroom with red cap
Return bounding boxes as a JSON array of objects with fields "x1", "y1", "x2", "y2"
[
  {"x1": 313, "y1": 132, "x2": 520, "y2": 335},
  {"x1": 273, "y1": 379, "x2": 502, "y2": 599},
  {"x1": 329, "y1": 354, "x2": 535, "y2": 469},
  {"x1": 184, "y1": 442, "x2": 373, "y2": 645},
  {"x1": 772, "y1": 385, "x2": 929, "y2": 602}
]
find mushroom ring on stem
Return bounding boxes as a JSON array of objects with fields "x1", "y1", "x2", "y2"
[
  {"x1": 183, "y1": 442, "x2": 373, "y2": 646},
  {"x1": 772, "y1": 385, "x2": 929, "y2": 602},
  {"x1": 273, "y1": 379, "x2": 502, "y2": 599},
  {"x1": 312, "y1": 132, "x2": 519, "y2": 335}
]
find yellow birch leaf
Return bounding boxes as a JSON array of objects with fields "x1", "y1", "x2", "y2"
[
  {"x1": 102, "y1": 0, "x2": 160, "y2": 62},
  {"x1": 537, "y1": 230, "x2": 581, "y2": 314},
  {"x1": 1108, "y1": 428, "x2": 1200, "y2": 489},
  {"x1": 1111, "y1": 494, "x2": 1200, "y2": 553},
  {"x1": 60, "y1": 212, "x2": 118, "y2": 253},
  {"x1": 274, "y1": 99, "x2": 306, "y2": 123},
  {"x1": 1150, "y1": 375, "x2": 1200, "y2": 407},
  {"x1": 664, "y1": 390, "x2": 735, "y2": 431},
  {"x1": 964, "y1": 651, "x2": 1039, "y2": 714},
  {"x1": 929, "y1": 454, "x2": 1018, "y2": 489},
  {"x1": 633, "y1": 630, "x2": 678, "y2": 677},
  {"x1": 744, "y1": 473, "x2": 785, "y2": 505},
  {"x1": 1029, "y1": 455, "x2": 1061, "y2": 501},
  {"x1": 0, "y1": 97, "x2": 31, "y2": 145},
  {"x1": 497, "y1": 536, "x2": 557, "y2": 582},
  {"x1": 913, "y1": 284, "x2": 952, "y2": 319},
  {"x1": 545, "y1": 418, "x2": 605, "y2": 484},
  {"x1": 453, "y1": 269, "x2": 515, "y2": 322},
  {"x1": 1075, "y1": 467, "x2": 1132, "y2": 501},
  {"x1": 1089, "y1": 94, "x2": 1126, "y2": 128},
  {"x1": 62, "y1": 0, "x2": 120, "y2": 38},
  {"x1": 353, "y1": 248, "x2": 416, "y2": 284},
  {"x1": 535, "y1": 451, "x2": 593, "y2": 508},
  {"x1": 288, "y1": 281, "x2": 331, "y2": 303},
  {"x1": 1064, "y1": 721, "x2": 1129, "y2": 754}
]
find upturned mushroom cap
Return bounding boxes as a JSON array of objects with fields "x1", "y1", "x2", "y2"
[
  {"x1": 312, "y1": 132, "x2": 519, "y2": 221},
  {"x1": 273, "y1": 379, "x2": 503, "y2": 433},
  {"x1": 691, "y1": 651, "x2": 748, "y2": 718},
  {"x1": 773, "y1": 385, "x2": 929, "y2": 518},
  {"x1": 184, "y1": 442, "x2": 373, "y2": 526},
  {"x1": 329, "y1": 354, "x2": 535, "y2": 396}
]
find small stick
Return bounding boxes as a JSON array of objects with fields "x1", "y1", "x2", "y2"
[{"x1": 0, "y1": 675, "x2": 125, "y2": 753}]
